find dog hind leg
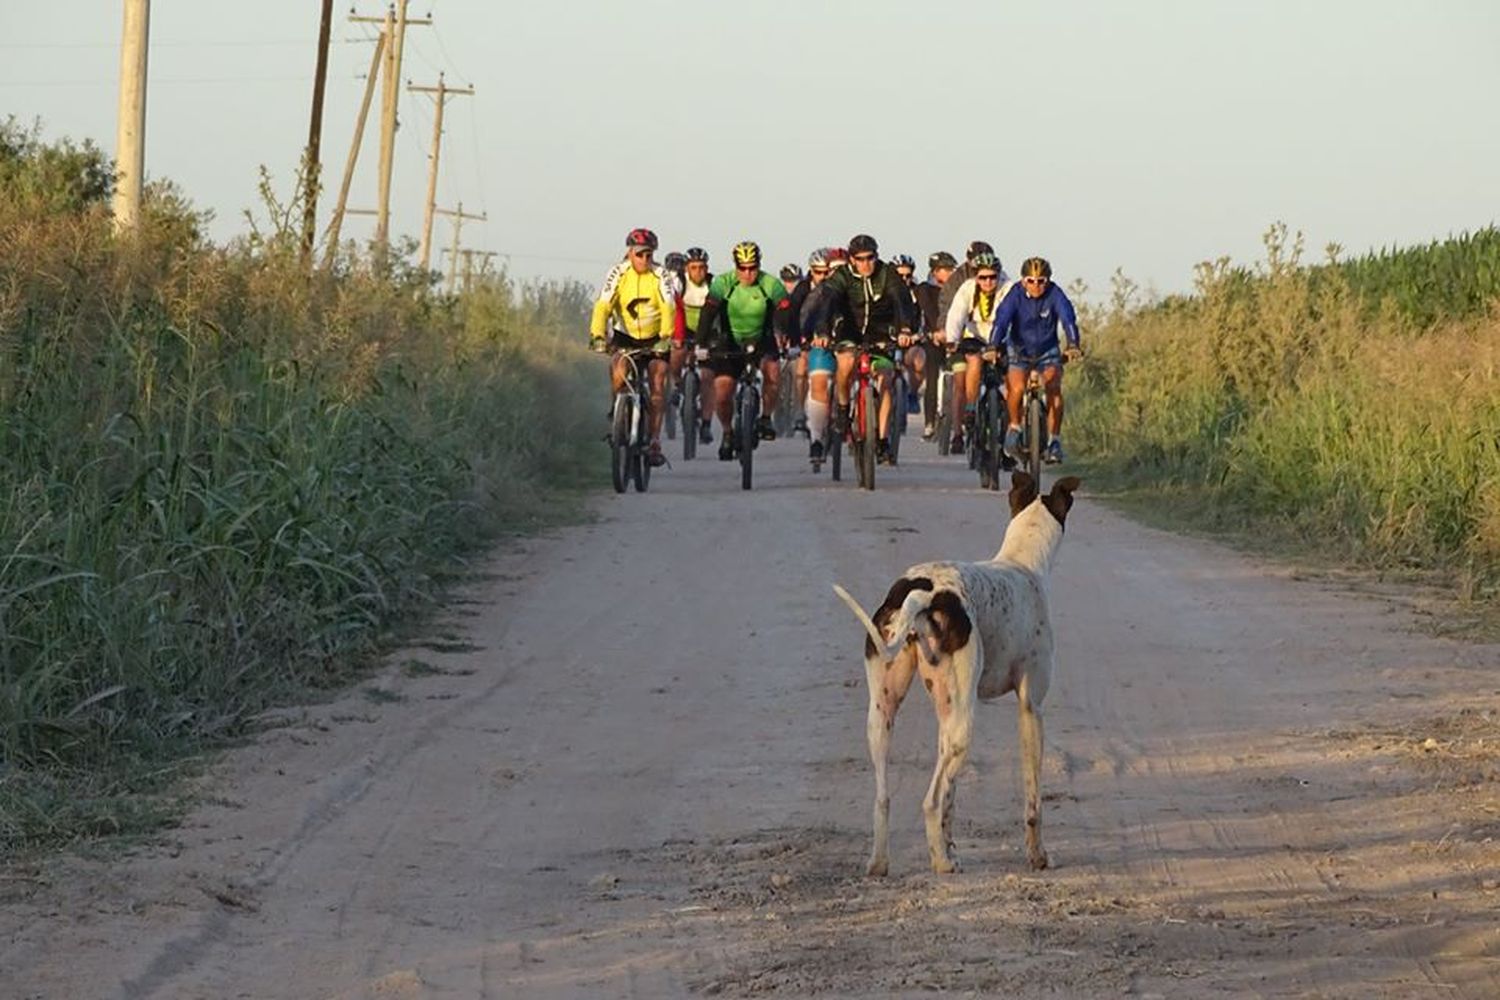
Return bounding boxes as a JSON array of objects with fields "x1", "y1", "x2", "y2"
[
  {"x1": 920, "y1": 646, "x2": 974, "y2": 874},
  {"x1": 865, "y1": 644, "x2": 917, "y2": 877},
  {"x1": 1017, "y1": 669, "x2": 1049, "y2": 870}
]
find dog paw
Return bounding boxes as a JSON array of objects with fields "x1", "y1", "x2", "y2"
[
  {"x1": 930, "y1": 856, "x2": 960, "y2": 875},
  {"x1": 865, "y1": 857, "x2": 889, "y2": 878},
  {"x1": 1028, "y1": 849, "x2": 1050, "y2": 871}
]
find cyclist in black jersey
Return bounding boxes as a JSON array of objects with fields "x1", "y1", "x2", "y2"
[
  {"x1": 890, "y1": 253, "x2": 924, "y2": 422},
  {"x1": 808, "y1": 234, "x2": 917, "y2": 463},
  {"x1": 914, "y1": 250, "x2": 957, "y2": 438}
]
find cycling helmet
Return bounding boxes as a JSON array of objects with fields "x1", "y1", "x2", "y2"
[
  {"x1": 807, "y1": 247, "x2": 830, "y2": 269},
  {"x1": 970, "y1": 252, "x2": 1001, "y2": 274},
  {"x1": 663, "y1": 251, "x2": 687, "y2": 274},
  {"x1": 626, "y1": 227, "x2": 659, "y2": 251},
  {"x1": 890, "y1": 253, "x2": 916, "y2": 271},
  {"x1": 826, "y1": 246, "x2": 849, "y2": 268},
  {"x1": 848, "y1": 233, "x2": 879, "y2": 256},
  {"x1": 731, "y1": 240, "x2": 762, "y2": 268},
  {"x1": 780, "y1": 263, "x2": 803, "y2": 285},
  {"x1": 928, "y1": 250, "x2": 958, "y2": 271},
  {"x1": 684, "y1": 246, "x2": 709, "y2": 264},
  {"x1": 1019, "y1": 256, "x2": 1053, "y2": 278},
  {"x1": 965, "y1": 239, "x2": 994, "y2": 262}
]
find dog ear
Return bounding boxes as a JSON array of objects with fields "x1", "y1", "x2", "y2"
[
  {"x1": 1042, "y1": 476, "x2": 1082, "y2": 528},
  {"x1": 1008, "y1": 471, "x2": 1039, "y2": 516}
]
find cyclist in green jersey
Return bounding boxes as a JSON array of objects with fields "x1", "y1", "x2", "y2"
[{"x1": 696, "y1": 241, "x2": 794, "y2": 458}]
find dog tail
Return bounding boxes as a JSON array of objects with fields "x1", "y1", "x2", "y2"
[{"x1": 832, "y1": 584, "x2": 942, "y2": 665}]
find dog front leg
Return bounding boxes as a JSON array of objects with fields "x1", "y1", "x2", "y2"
[
  {"x1": 865, "y1": 647, "x2": 915, "y2": 877},
  {"x1": 1018, "y1": 671, "x2": 1049, "y2": 870}
]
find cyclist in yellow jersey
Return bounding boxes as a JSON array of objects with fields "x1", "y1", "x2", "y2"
[{"x1": 589, "y1": 228, "x2": 683, "y2": 467}]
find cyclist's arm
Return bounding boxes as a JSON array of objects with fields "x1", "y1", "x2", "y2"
[
  {"x1": 766, "y1": 277, "x2": 794, "y2": 343},
  {"x1": 589, "y1": 263, "x2": 626, "y2": 339},
  {"x1": 988, "y1": 284, "x2": 1023, "y2": 350},
  {"x1": 1053, "y1": 286, "x2": 1081, "y2": 349},
  {"x1": 809, "y1": 271, "x2": 848, "y2": 338},
  {"x1": 943, "y1": 279, "x2": 973, "y2": 344}
]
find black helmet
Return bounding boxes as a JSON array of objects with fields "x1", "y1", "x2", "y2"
[
  {"x1": 965, "y1": 240, "x2": 994, "y2": 262},
  {"x1": 1020, "y1": 256, "x2": 1053, "y2": 279},
  {"x1": 848, "y1": 233, "x2": 879, "y2": 256},
  {"x1": 684, "y1": 246, "x2": 709, "y2": 264},
  {"x1": 663, "y1": 251, "x2": 687, "y2": 274},
  {"x1": 928, "y1": 250, "x2": 958, "y2": 271}
]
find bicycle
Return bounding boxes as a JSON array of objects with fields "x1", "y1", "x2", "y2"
[
  {"x1": 609, "y1": 348, "x2": 657, "y2": 494},
  {"x1": 729, "y1": 342, "x2": 765, "y2": 491},
  {"x1": 885, "y1": 346, "x2": 908, "y2": 467},
  {"x1": 833, "y1": 341, "x2": 895, "y2": 491},
  {"x1": 968, "y1": 350, "x2": 1011, "y2": 491},
  {"x1": 774, "y1": 342, "x2": 799, "y2": 439},
  {"x1": 678, "y1": 343, "x2": 702, "y2": 461}
]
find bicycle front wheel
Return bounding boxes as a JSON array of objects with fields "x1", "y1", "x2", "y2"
[
  {"x1": 681, "y1": 368, "x2": 698, "y2": 461},
  {"x1": 610, "y1": 393, "x2": 631, "y2": 494},
  {"x1": 859, "y1": 380, "x2": 877, "y2": 491},
  {"x1": 739, "y1": 385, "x2": 758, "y2": 490},
  {"x1": 1027, "y1": 392, "x2": 1045, "y2": 485}
]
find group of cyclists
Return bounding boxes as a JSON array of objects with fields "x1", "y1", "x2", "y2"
[{"x1": 587, "y1": 228, "x2": 1084, "y2": 474}]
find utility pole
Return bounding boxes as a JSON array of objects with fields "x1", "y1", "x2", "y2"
[
  {"x1": 323, "y1": 29, "x2": 387, "y2": 265},
  {"x1": 436, "y1": 202, "x2": 486, "y2": 294},
  {"x1": 112, "y1": 0, "x2": 150, "y2": 236},
  {"x1": 349, "y1": 1, "x2": 430, "y2": 262},
  {"x1": 459, "y1": 249, "x2": 498, "y2": 296},
  {"x1": 300, "y1": 0, "x2": 335, "y2": 262},
  {"x1": 409, "y1": 73, "x2": 475, "y2": 272}
]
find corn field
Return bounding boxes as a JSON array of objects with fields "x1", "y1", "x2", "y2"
[{"x1": 1071, "y1": 223, "x2": 1500, "y2": 596}]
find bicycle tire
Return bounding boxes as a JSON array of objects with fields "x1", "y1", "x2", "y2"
[
  {"x1": 935, "y1": 372, "x2": 952, "y2": 455},
  {"x1": 889, "y1": 372, "x2": 906, "y2": 467},
  {"x1": 681, "y1": 368, "x2": 698, "y2": 461},
  {"x1": 831, "y1": 420, "x2": 843, "y2": 481},
  {"x1": 610, "y1": 393, "x2": 630, "y2": 494},
  {"x1": 860, "y1": 380, "x2": 877, "y2": 490},
  {"x1": 982, "y1": 391, "x2": 1004, "y2": 491},
  {"x1": 664, "y1": 387, "x2": 677, "y2": 441},
  {"x1": 740, "y1": 384, "x2": 757, "y2": 491},
  {"x1": 1027, "y1": 391, "x2": 1045, "y2": 485}
]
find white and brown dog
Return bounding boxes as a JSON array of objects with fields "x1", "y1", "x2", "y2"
[{"x1": 834, "y1": 471, "x2": 1080, "y2": 876}]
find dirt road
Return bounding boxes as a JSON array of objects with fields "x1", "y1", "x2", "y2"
[{"x1": 5, "y1": 436, "x2": 1499, "y2": 999}]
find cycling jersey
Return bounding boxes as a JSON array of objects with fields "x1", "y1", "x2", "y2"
[
  {"x1": 944, "y1": 276, "x2": 1017, "y2": 344},
  {"x1": 681, "y1": 275, "x2": 711, "y2": 335},
  {"x1": 989, "y1": 281, "x2": 1081, "y2": 356},
  {"x1": 937, "y1": 260, "x2": 1009, "y2": 321},
  {"x1": 589, "y1": 260, "x2": 684, "y2": 343},
  {"x1": 810, "y1": 261, "x2": 915, "y2": 344},
  {"x1": 913, "y1": 280, "x2": 944, "y2": 335},
  {"x1": 699, "y1": 271, "x2": 793, "y2": 350}
]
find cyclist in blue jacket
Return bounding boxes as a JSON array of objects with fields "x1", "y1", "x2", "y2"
[{"x1": 988, "y1": 256, "x2": 1084, "y2": 464}]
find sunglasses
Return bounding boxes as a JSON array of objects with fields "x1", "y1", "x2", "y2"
[
  {"x1": 851, "y1": 252, "x2": 876, "y2": 263},
  {"x1": 630, "y1": 249, "x2": 654, "y2": 258},
  {"x1": 976, "y1": 273, "x2": 999, "y2": 282},
  {"x1": 735, "y1": 264, "x2": 758, "y2": 272},
  {"x1": 1023, "y1": 276, "x2": 1048, "y2": 285},
  {"x1": 810, "y1": 267, "x2": 829, "y2": 276}
]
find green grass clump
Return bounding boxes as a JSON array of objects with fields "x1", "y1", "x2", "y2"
[
  {"x1": 0, "y1": 121, "x2": 604, "y2": 855},
  {"x1": 1071, "y1": 224, "x2": 1500, "y2": 598}
]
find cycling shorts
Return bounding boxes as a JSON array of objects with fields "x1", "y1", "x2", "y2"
[
  {"x1": 611, "y1": 332, "x2": 670, "y2": 356},
  {"x1": 948, "y1": 338, "x2": 988, "y2": 372},
  {"x1": 1006, "y1": 345, "x2": 1063, "y2": 373},
  {"x1": 806, "y1": 346, "x2": 835, "y2": 374}
]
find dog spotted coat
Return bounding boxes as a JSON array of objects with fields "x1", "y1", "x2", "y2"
[{"x1": 834, "y1": 472, "x2": 1080, "y2": 875}]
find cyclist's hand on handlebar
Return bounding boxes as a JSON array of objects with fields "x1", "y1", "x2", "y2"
[
  {"x1": 897, "y1": 332, "x2": 913, "y2": 348},
  {"x1": 589, "y1": 335, "x2": 608, "y2": 354},
  {"x1": 812, "y1": 334, "x2": 830, "y2": 349},
  {"x1": 1063, "y1": 344, "x2": 1085, "y2": 363}
]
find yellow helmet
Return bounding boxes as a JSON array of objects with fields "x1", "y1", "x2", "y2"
[
  {"x1": 731, "y1": 241, "x2": 762, "y2": 268},
  {"x1": 1019, "y1": 256, "x2": 1052, "y2": 279}
]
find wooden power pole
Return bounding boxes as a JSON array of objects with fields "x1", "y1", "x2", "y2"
[
  {"x1": 300, "y1": 0, "x2": 335, "y2": 261},
  {"x1": 410, "y1": 73, "x2": 475, "y2": 272},
  {"x1": 323, "y1": 29, "x2": 387, "y2": 264},
  {"x1": 349, "y1": 1, "x2": 429, "y2": 261},
  {"x1": 436, "y1": 202, "x2": 486, "y2": 293},
  {"x1": 112, "y1": 0, "x2": 151, "y2": 236}
]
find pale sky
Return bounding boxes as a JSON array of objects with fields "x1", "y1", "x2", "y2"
[{"x1": 4, "y1": 1, "x2": 1498, "y2": 299}]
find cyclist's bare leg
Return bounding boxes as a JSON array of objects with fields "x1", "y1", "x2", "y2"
[
  {"x1": 1005, "y1": 365, "x2": 1027, "y2": 429},
  {"x1": 961, "y1": 356, "x2": 982, "y2": 430},
  {"x1": 1043, "y1": 364, "x2": 1064, "y2": 437},
  {"x1": 806, "y1": 370, "x2": 832, "y2": 442},
  {"x1": 609, "y1": 352, "x2": 629, "y2": 395},
  {"x1": 647, "y1": 358, "x2": 668, "y2": 441},
  {"x1": 761, "y1": 357, "x2": 780, "y2": 417},
  {"x1": 949, "y1": 357, "x2": 967, "y2": 436},
  {"x1": 713, "y1": 373, "x2": 736, "y2": 430},
  {"x1": 835, "y1": 348, "x2": 856, "y2": 410},
  {"x1": 668, "y1": 344, "x2": 687, "y2": 388},
  {"x1": 876, "y1": 368, "x2": 893, "y2": 439},
  {"x1": 907, "y1": 346, "x2": 925, "y2": 398},
  {"x1": 794, "y1": 351, "x2": 809, "y2": 416}
]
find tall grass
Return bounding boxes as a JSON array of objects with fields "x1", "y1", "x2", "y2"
[
  {"x1": 0, "y1": 123, "x2": 601, "y2": 853},
  {"x1": 1071, "y1": 224, "x2": 1500, "y2": 594}
]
